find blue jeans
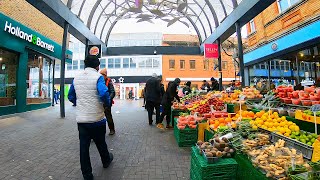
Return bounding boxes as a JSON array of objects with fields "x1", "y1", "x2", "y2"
[{"x1": 77, "y1": 122, "x2": 111, "y2": 179}]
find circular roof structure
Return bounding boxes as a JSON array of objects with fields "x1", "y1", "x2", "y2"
[{"x1": 62, "y1": 0, "x2": 243, "y2": 44}]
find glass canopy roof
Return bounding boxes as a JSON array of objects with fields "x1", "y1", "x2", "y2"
[{"x1": 61, "y1": 0, "x2": 243, "y2": 44}]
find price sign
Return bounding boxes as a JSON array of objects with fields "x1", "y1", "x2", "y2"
[
  {"x1": 311, "y1": 104, "x2": 320, "y2": 112},
  {"x1": 239, "y1": 95, "x2": 246, "y2": 101},
  {"x1": 311, "y1": 105, "x2": 320, "y2": 135}
]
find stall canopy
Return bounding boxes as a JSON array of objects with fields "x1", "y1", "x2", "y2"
[{"x1": 60, "y1": 0, "x2": 243, "y2": 45}]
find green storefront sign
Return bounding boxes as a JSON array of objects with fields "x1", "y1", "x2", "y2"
[{"x1": 0, "y1": 12, "x2": 72, "y2": 116}]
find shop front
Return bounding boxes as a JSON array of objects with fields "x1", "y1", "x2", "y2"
[
  {"x1": 244, "y1": 18, "x2": 320, "y2": 87},
  {"x1": 0, "y1": 13, "x2": 72, "y2": 116}
]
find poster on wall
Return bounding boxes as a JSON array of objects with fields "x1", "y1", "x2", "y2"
[
  {"x1": 87, "y1": 45, "x2": 102, "y2": 58},
  {"x1": 204, "y1": 44, "x2": 219, "y2": 59}
]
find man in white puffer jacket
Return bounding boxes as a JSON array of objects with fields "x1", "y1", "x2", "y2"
[{"x1": 68, "y1": 56, "x2": 113, "y2": 180}]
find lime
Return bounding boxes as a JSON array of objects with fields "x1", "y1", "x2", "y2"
[
  {"x1": 290, "y1": 135, "x2": 296, "y2": 139},
  {"x1": 311, "y1": 138, "x2": 315, "y2": 143},
  {"x1": 308, "y1": 135, "x2": 313, "y2": 139},
  {"x1": 313, "y1": 134, "x2": 318, "y2": 138},
  {"x1": 301, "y1": 139, "x2": 306, "y2": 144},
  {"x1": 307, "y1": 142, "x2": 312, "y2": 146}
]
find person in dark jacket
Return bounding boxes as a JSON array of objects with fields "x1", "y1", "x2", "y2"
[
  {"x1": 158, "y1": 78, "x2": 181, "y2": 129},
  {"x1": 100, "y1": 68, "x2": 116, "y2": 135},
  {"x1": 201, "y1": 80, "x2": 210, "y2": 91},
  {"x1": 182, "y1": 81, "x2": 192, "y2": 95},
  {"x1": 145, "y1": 73, "x2": 162, "y2": 125},
  {"x1": 210, "y1": 77, "x2": 219, "y2": 91}
]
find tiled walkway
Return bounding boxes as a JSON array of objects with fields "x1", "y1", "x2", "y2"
[{"x1": 0, "y1": 100, "x2": 191, "y2": 180}]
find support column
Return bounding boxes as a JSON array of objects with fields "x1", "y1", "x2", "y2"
[
  {"x1": 52, "y1": 59, "x2": 56, "y2": 106},
  {"x1": 84, "y1": 39, "x2": 89, "y2": 59},
  {"x1": 217, "y1": 39, "x2": 223, "y2": 91},
  {"x1": 235, "y1": 22, "x2": 245, "y2": 87},
  {"x1": 60, "y1": 21, "x2": 69, "y2": 118},
  {"x1": 268, "y1": 61, "x2": 271, "y2": 89},
  {"x1": 16, "y1": 52, "x2": 28, "y2": 113},
  {"x1": 296, "y1": 56, "x2": 300, "y2": 84}
]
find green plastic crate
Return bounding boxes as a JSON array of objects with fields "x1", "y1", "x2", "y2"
[
  {"x1": 204, "y1": 129, "x2": 215, "y2": 142},
  {"x1": 227, "y1": 104, "x2": 235, "y2": 113},
  {"x1": 190, "y1": 147, "x2": 238, "y2": 180},
  {"x1": 171, "y1": 108, "x2": 189, "y2": 124},
  {"x1": 234, "y1": 154, "x2": 268, "y2": 180},
  {"x1": 174, "y1": 119, "x2": 198, "y2": 147}
]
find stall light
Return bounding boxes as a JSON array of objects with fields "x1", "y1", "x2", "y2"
[
  {"x1": 300, "y1": 53, "x2": 304, "y2": 57},
  {"x1": 39, "y1": 56, "x2": 42, "y2": 59},
  {"x1": 0, "y1": 57, "x2": 2, "y2": 61}
]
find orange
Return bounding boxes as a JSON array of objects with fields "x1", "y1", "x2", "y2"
[
  {"x1": 225, "y1": 118, "x2": 232, "y2": 123},
  {"x1": 219, "y1": 118, "x2": 225, "y2": 123},
  {"x1": 248, "y1": 111, "x2": 255, "y2": 117}
]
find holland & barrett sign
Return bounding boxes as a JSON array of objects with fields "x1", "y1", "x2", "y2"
[{"x1": 4, "y1": 21, "x2": 55, "y2": 52}]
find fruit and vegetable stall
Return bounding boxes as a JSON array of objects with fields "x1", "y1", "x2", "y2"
[{"x1": 170, "y1": 86, "x2": 320, "y2": 180}]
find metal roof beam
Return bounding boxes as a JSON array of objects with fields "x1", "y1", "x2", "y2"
[
  {"x1": 200, "y1": 0, "x2": 276, "y2": 53},
  {"x1": 26, "y1": 0, "x2": 104, "y2": 45}
]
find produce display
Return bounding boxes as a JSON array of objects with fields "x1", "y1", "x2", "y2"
[{"x1": 171, "y1": 88, "x2": 320, "y2": 180}]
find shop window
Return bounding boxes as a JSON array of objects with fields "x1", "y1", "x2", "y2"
[
  {"x1": 130, "y1": 58, "x2": 136, "y2": 68},
  {"x1": 275, "y1": 61, "x2": 280, "y2": 70},
  {"x1": 169, "y1": 59, "x2": 175, "y2": 69},
  {"x1": 270, "y1": 61, "x2": 275, "y2": 69},
  {"x1": 26, "y1": 50, "x2": 53, "y2": 104},
  {"x1": 108, "y1": 58, "x2": 114, "y2": 68},
  {"x1": 146, "y1": 58, "x2": 153, "y2": 68},
  {"x1": 222, "y1": 61, "x2": 228, "y2": 69},
  {"x1": 0, "y1": 49, "x2": 18, "y2": 106},
  {"x1": 79, "y1": 60, "x2": 84, "y2": 69},
  {"x1": 277, "y1": 0, "x2": 300, "y2": 13},
  {"x1": 300, "y1": 62, "x2": 305, "y2": 71},
  {"x1": 260, "y1": 63, "x2": 266, "y2": 69},
  {"x1": 153, "y1": 58, "x2": 160, "y2": 68},
  {"x1": 114, "y1": 58, "x2": 121, "y2": 68},
  {"x1": 249, "y1": 20, "x2": 256, "y2": 33},
  {"x1": 204, "y1": 59, "x2": 209, "y2": 70},
  {"x1": 123, "y1": 58, "x2": 129, "y2": 68},
  {"x1": 190, "y1": 60, "x2": 196, "y2": 70},
  {"x1": 254, "y1": 64, "x2": 260, "y2": 69},
  {"x1": 180, "y1": 60, "x2": 185, "y2": 69},
  {"x1": 138, "y1": 59, "x2": 146, "y2": 68},
  {"x1": 72, "y1": 60, "x2": 78, "y2": 70},
  {"x1": 100, "y1": 59, "x2": 106, "y2": 69}
]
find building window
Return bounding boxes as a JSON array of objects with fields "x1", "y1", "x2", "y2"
[
  {"x1": 204, "y1": 59, "x2": 209, "y2": 70},
  {"x1": 108, "y1": 58, "x2": 114, "y2": 68},
  {"x1": 26, "y1": 50, "x2": 53, "y2": 104},
  {"x1": 138, "y1": 58, "x2": 146, "y2": 68},
  {"x1": 123, "y1": 58, "x2": 129, "y2": 68},
  {"x1": 153, "y1": 58, "x2": 160, "y2": 68},
  {"x1": 180, "y1": 60, "x2": 185, "y2": 69},
  {"x1": 72, "y1": 60, "x2": 78, "y2": 70},
  {"x1": 122, "y1": 40, "x2": 129, "y2": 47},
  {"x1": 275, "y1": 61, "x2": 280, "y2": 70},
  {"x1": 261, "y1": 62, "x2": 266, "y2": 69},
  {"x1": 277, "y1": 0, "x2": 300, "y2": 13},
  {"x1": 190, "y1": 60, "x2": 196, "y2": 70},
  {"x1": 114, "y1": 58, "x2": 121, "y2": 68},
  {"x1": 79, "y1": 60, "x2": 84, "y2": 69},
  {"x1": 114, "y1": 40, "x2": 121, "y2": 47},
  {"x1": 270, "y1": 61, "x2": 275, "y2": 69},
  {"x1": 254, "y1": 64, "x2": 260, "y2": 69},
  {"x1": 300, "y1": 62, "x2": 305, "y2": 71},
  {"x1": 222, "y1": 61, "x2": 228, "y2": 69},
  {"x1": 100, "y1": 59, "x2": 106, "y2": 69},
  {"x1": 169, "y1": 59, "x2": 175, "y2": 69},
  {"x1": 55, "y1": 64, "x2": 60, "y2": 71},
  {"x1": 249, "y1": 20, "x2": 256, "y2": 33},
  {"x1": 0, "y1": 48, "x2": 18, "y2": 106},
  {"x1": 67, "y1": 63, "x2": 72, "y2": 71},
  {"x1": 130, "y1": 58, "x2": 136, "y2": 68}
]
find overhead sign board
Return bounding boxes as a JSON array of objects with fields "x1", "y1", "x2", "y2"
[{"x1": 204, "y1": 44, "x2": 219, "y2": 59}]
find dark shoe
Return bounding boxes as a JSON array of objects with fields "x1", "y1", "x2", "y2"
[
  {"x1": 149, "y1": 121, "x2": 153, "y2": 125},
  {"x1": 157, "y1": 123, "x2": 165, "y2": 130},
  {"x1": 166, "y1": 125, "x2": 174, "y2": 129},
  {"x1": 83, "y1": 173, "x2": 94, "y2": 180},
  {"x1": 153, "y1": 112, "x2": 156, "y2": 115},
  {"x1": 142, "y1": 105, "x2": 145, "y2": 107},
  {"x1": 103, "y1": 153, "x2": 114, "y2": 168},
  {"x1": 109, "y1": 130, "x2": 115, "y2": 135}
]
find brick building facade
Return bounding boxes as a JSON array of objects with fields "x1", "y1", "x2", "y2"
[{"x1": 0, "y1": 0, "x2": 63, "y2": 45}]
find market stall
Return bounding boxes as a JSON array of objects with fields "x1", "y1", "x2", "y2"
[{"x1": 170, "y1": 86, "x2": 320, "y2": 180}]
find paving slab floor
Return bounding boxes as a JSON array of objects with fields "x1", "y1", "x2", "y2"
[{"x1": 0, "y1": 99, "x2": 191, "y2": 180}]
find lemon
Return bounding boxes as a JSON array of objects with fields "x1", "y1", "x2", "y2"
[
  {"x1": 284, "y1": 133, "x2": 290, "y2": 137},
  {"x1": 252, "y1": 125, "x2": 258, "y2": 130},
  {"x1": 280, "y1": 128, "x2": 286, "y2": 134},
  {"x1": 294, "y1": 126, "x2": 300, "y2": 132}
]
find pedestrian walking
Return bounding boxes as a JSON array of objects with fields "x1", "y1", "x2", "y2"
[
  {"x1": 128, "y1": 89, "x2": 133, "y2": 100},
  {"x1": 157, "y1": 78, "x2": 181, "y2": 129},
  {"x1": 68, "y1": 56, "x2": 113, "y2": 180},
  {"x1": 100, "y1": 68, "x2": 116, "y2": 135},
  {"x1": 53, "y1": 89, "x2": 58, "y2": 104},
  {"x1": 145, "y1": 73, "x2": 161, "y2": 125}
]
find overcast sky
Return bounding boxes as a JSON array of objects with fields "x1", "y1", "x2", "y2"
[{"x1": 111, "y1": 18, "x2": 248, "y2": 38}]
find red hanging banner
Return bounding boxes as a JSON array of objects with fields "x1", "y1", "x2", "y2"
[{"x1": 204, "y1": 44, "x2": 219, "y2": 58}]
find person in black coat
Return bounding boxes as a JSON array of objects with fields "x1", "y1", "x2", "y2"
[
  {"x1": 210, "y1": 77, "x2": 219, "y2": 91},
  {"x1": 145, "y1": 73, "x2": 161, "y2": 125},
  {"x1": 157, "y1": 78, "x2": 181, "y2": 129},
  {"x1": 182, "y1": 81, "x2": 192, "y2": 95},
  {"x1": 100, "y1": 68, "x2": 116, "y2": 135}
]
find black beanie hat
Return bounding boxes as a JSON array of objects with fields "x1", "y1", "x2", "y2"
[
  {"x1": 84, "y1": 56, "x2": 100, "y2": 68},
  {"x1": 186, "y1": 81, "x2": 191, "y2": 86}
]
